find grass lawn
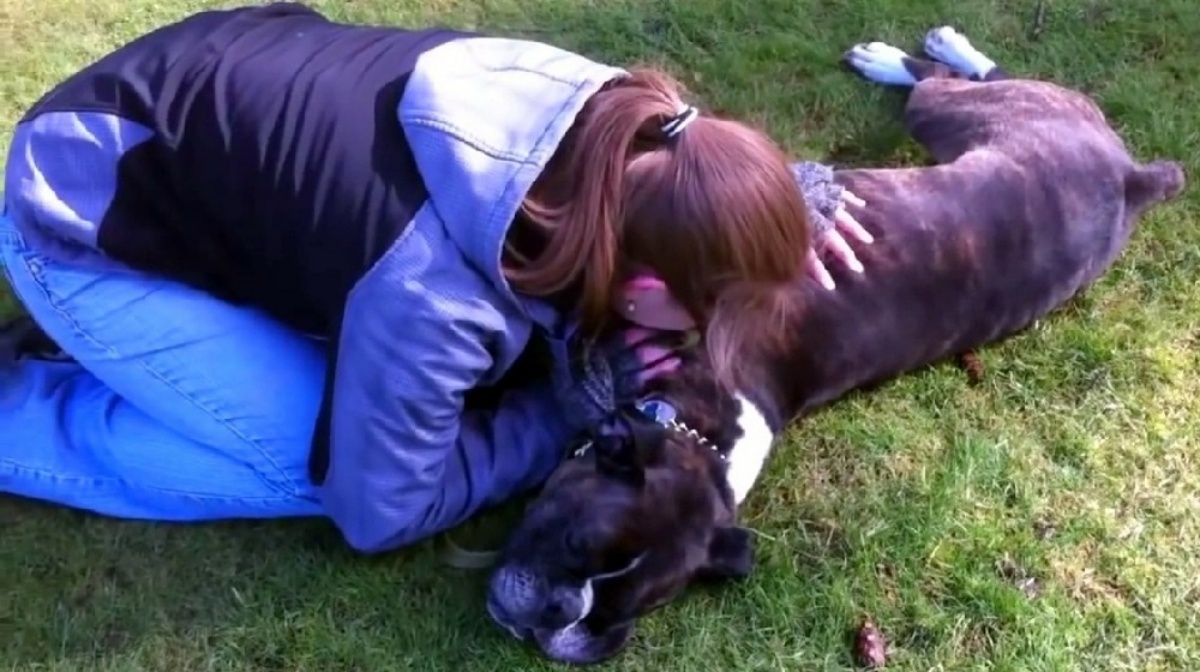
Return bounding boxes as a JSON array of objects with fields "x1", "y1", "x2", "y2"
[{"x1": 3, "y1": 0, "x2": 1199, "y2": 670}]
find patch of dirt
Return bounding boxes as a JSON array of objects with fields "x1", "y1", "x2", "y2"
[
  {"x1": 1033, "y1": 519, "x2": 1058, "y2": 541},
  {"x1": 100, "y1": 624, "x2": 130, "y2": 652},
  {"x1": 70, "y1": 563, "x2": 131, "y2": 607},
  {"x1": 875, "y1": 562, "x2": 900, "y2": 604},
  {"x1": 996, "y1": 554, "x2": 1042, "y2": 599},
  {"x1": 961, "y1": 620, "x2": 1002, "y2": 657},
  {"x1": 798, "y1": 517, "x2": 851, "y2": 558}
]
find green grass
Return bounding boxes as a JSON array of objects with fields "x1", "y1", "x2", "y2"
[{"x1": 2, "y1": 0, "x2": 1199, "y2": 670}]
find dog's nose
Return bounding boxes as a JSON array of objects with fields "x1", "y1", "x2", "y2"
[{"x1": 488, "y1": 565, "x2": 543, "y2": 619}]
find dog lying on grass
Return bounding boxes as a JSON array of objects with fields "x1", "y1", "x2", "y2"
[{"x1": 484, "y1": 25, "x2": 1187, "y2": 665}]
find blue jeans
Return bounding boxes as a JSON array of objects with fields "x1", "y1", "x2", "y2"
[{"x1": 0, "y1": 214, "x2": 325, "y2": 520}]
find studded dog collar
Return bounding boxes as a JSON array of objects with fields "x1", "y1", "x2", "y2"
[{"x1": 570, "y1": 397, "x2": 727, "y2": 462}]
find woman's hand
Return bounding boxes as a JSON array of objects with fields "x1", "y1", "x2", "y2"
[{"x1": 806, "y1": 189, "x2": 872, "y2": 290}]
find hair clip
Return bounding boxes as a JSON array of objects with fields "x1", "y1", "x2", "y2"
[{"x1": 661, "y1": 104, "x2": 699, "y2": 139}]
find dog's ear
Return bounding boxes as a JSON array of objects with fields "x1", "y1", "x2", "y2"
[
  {"x1": 698, "y1": 526, "x2": 754, "y2": 581},
  {"x1": 593, "y1": 412, "x2": 667, "y2": 487},
  {"x1": 593, "y1": 433, "x2": 645, "y2": 487},
  {"x1": 592, "y1": 416, "x2": 651, "y2": 488}
]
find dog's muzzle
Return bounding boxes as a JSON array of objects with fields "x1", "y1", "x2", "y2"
[{"x1": 487, "y1": 565, "x2": 593, "y2": 638}]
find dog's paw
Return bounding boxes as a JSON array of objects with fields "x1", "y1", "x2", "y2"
[
  {"x1": 844, "y1": 41, "x2": 917, "y2": 86},
  {"x1": 923, "y1": 26, "x2": 996, "y2": 78}
]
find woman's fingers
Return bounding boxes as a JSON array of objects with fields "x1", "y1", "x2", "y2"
[
  {"x1": 841, "y1": 189, "x2": 867, "y2": 209},
  {"x1": 821, "y1": 229, "x2": 864, "y2": 274},
  {"x1": 807, "y1": 189, "x2": 873, "y2": 289},
  {"x1": 835, "y1": 207, "x2": 874, "y2": 244},
  {"x1": 806, "y1": 247, "x2": 837, "y2": 291}
]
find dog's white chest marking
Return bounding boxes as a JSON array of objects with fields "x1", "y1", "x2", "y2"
[{"x1": 726, "y1": 393, "x2": 774, "y2": 505}]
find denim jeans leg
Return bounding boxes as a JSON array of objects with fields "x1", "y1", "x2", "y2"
[{"x1": 0, "y1": 215, "x2": 326, "y2": 521}]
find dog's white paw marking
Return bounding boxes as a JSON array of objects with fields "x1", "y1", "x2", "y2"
[
  {"x1": 923, "y1": 26, "x2": 997, "y2": 78},
  {"x1": 726, "y1": 393, "x2": 774, "y2": 505},
  {"x1": 845, "y1": 41, "x2": 917, "y2": 86}
]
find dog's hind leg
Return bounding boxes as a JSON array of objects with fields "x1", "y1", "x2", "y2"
[
  {"x1": 844, "y1": 42, "x2": 923, "y2": 86},
  {"x1": 845, "y1": 31, "x2": 1011, "y2": 163},
  {"x1": 845, "y1": 40, "x2": 993, "y2": 87},
  {"x1": 922, "y1": 26, "x2": 1010, "y2": 82}
]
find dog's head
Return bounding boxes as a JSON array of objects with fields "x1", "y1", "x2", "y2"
[{"x1": 487, "y1": 364, "x2": 767, "y2": 665}]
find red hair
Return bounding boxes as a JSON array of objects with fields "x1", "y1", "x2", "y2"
[{"x1": 504, "y1": 68, "x2": 810, "y2": 389}]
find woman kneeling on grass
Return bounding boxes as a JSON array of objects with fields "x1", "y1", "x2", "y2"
[{"x1": 0, "y1": 2, "x2": 872, "y2": 552}]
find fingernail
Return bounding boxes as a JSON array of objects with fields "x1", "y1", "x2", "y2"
[
  {"x1": 853, "y1": 261, "x2": 865, "y2": 273},
  {"x1": 824, "y1": 278, "x2": 837, "y2": 290}
]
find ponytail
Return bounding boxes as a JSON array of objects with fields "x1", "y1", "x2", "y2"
[{"x1": 504, "y1": 70, "x2": 690, "y2": 334}]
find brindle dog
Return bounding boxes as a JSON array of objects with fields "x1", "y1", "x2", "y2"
[{"x1": 486, "y1": 26, "x2": 1187, "y2": 665}]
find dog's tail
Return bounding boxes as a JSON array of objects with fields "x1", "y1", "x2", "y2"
[{"x1": 1125, "y1": 160, "x2": 1187, "y2": 214}]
